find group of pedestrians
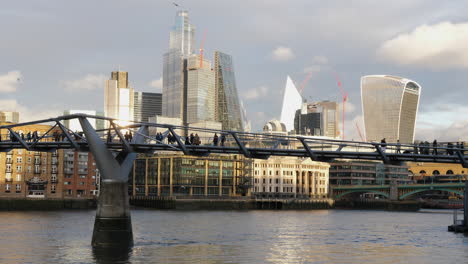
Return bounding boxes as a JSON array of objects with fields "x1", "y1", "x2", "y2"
[
  {"x1": 380, "y1": 138, "x2": 466, "y2": 155},
  {"x1": 212, "y1": 133, "x2": 226, "y2": 146},
  {"x1": 0, "y1": 131, "x2": 40, "y2": 142},
  {"x1": 185, "y1": 133, "x2": 201, "y2": 145}
]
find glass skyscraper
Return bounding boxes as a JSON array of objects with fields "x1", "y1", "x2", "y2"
[
  {"x1": 104, "y1": 71, "x2": 134, "y2": 127},
  {"x1": 133, "y1": 92, "x2": 162, "y2": 122},
  {"x1": 361, "y1": 75, "x2": 421, "y2": 143},
  {"x1": 214, "y1": 51, "x2": 243, "y2": 131},
  {"x1": 162, "y1": 11, "x2": 195, "y2": 120}
]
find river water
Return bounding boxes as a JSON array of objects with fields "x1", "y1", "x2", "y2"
[{"x1": 0, "y1": 209, "x2": 466, "y2": 264}]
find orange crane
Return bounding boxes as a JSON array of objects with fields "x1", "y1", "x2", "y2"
[
  {"x1": 199, "y1": 31, "x2": 207, "y2": 68},
  {"x1": 334, "y1": 73, "x2": 348, "y2": 140},
  {"x1": 298, "y1": 72, "x2": 313, "y2": 94}
]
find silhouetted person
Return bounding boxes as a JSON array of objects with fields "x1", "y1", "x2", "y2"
[
  {"x1": 128, "y1": 131, "x2": 133, "y2": 142},
  {"x1": 27, "y1": 132, "x2": 31, "y2": 142},
  {"x1": 185, "y1": 136, "x2": 191, "y2": 145},
  {"x1": 447, "y1": 142, "x2": 453, "y2": 155},
  {"x1": 396, "y1": 139, "x2": 401, "y2": 154},
  {"x1": 461, "y1": 142, "x2": 465, "y2": 155},
  {"x1": 107, "y1": 130, "x2": 112, "y2": 143},
  {"x1": 380, "y1": 138, "x2": 387, "y2": 152},
  {"x1": 213, "y1": 133, "x2": 219, "y2": 146},
  {"x1": 221, "y1": 134, "x2": 226, "y2": 146},
  {"x1": 432, "y1": 140, "x2": 438, "y2": 155},
  {"x1": 189, "y1": 133, "x2": 195, "y2": 145},
  {"x1": 194, "y1": 134, "x2": 200, "y2": 145}
]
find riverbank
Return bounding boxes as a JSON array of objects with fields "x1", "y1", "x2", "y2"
[
  {"x1": 335, "y1": 199, "x2": 421, "y2": 211},
  {"x1": 129, "y1": 196, "x2": 334, "y2": 210},
  {"x1": 0, "y1": 198, "x2": 96, "y2": 210}
]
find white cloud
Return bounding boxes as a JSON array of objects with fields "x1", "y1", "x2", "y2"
[
  {"x1": 244, "y1": 85, "x2": 269, "y2": 100},
  {"x1": 415, "y1": 103, "x2": 468, "y2": 141},
  {"x1": 0, "y1": 71, "x2": 21, "y2": 93},
  {"x1": 62, "y1": 74, "x2": 106, "y2": 91},
  {"x1": 377, "y1": 21, "x2": 468, "y2": 69},
  {"x1": 0, "y1": 99, "x2": 61, "y2": 122},
  {"x1": 312, "y1": 55, "x2": 328, "y2": 64},
  {"x1": 149, "y1": 77, "x2": 163, "y2": 91},
  {"x1": 271, "y1": 46, "x2": 295, "y2": 61}
]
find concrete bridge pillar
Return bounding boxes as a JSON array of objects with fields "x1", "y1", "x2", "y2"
[{"x1": 79, "y1": 117, "x2": 147, "y2": 248}]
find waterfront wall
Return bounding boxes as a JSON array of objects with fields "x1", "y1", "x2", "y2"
[
  {"x1": 0, "y1": 198, "x2": 96, "y2": 210},
  {"x1": 129, "y1": 196, "x2": 334, "y2": 210},
  {"x1": 335, "y1": 199, "x2": 420, "y2": 211}
]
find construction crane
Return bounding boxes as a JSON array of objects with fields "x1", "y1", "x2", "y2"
[
  {"x1": 199, "y1": 31, "x2": 207, "y2": 68},
  {"x1": 298, "y1": 71, "x2": 313, "y2": 94},
  {"x1": 334, "y1": 73, "x2": 348, "y2": 140},
  {"x1": 355, "y1": 122, "x2": 365, "y2": 141}
]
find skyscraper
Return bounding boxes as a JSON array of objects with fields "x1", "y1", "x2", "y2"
[
  {"x1": 0, "y1": 111, "x2": 19, "y2": 123},
  {"x1": 162, "y1": 11, "x2": 195, "y2": 120},
  {"x1": 186, "y1": 55, "x2": 215, "y2": 124},
  {"x1": 361, "y1": 75, "x2": 421, "y2": 143},
  {"x1": 133, "y1": 92, "x2": 162, "y2": 122},
  {"x1": 293, "y1": 101, "x2": 339, "y2": 137},
  {"x1": 104, "y1": 71, "x2": 134, "y2": 125},
  {"x1": 214, "y1": 51, "x2": 243, "y2": 131},
  {"x1": 280, "y1": 76, "x2": 303, "y2": 132}
]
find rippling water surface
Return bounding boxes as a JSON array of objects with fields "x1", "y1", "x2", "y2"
[{"x1": 0, "y1": 209, "x2": 466, "y2": 263}]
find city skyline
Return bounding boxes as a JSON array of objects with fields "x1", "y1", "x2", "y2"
[{"x1": 1, "y1": 1, "x2": 468, "y2": 141}]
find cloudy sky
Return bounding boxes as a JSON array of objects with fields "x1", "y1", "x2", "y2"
[{"x1": 1, "y1": 0, "x2": 468, "y2": 141}]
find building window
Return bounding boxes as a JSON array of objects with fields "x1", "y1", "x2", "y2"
[
  {"x1": 16, "y1": 165, "x2": 22, "y2": 172},
  {"x1": 5, "y1": 184, "x2": 11, "y2": 192},
  {"x1": 16, "y1": 184, "x2": 21, "y2": 192},
  {"x1": 16, "y1": 174, "x2": 21, "y2": 181},
  {"x1": 17, "y1": 157, "x2": 22, "y2": 163}
]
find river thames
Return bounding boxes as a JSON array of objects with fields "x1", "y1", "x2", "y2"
[{"x1": 0, "y1": 209, "x2": 466, "y2": 263}]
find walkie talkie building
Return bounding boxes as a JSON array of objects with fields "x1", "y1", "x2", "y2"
[{"x1": 361, "y1": 75, "x2": 421, "y2": 143}]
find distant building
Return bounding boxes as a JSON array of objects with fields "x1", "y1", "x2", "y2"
[
  {"x1": 130, "y1": 154, "x2": 252, "y2": 197},
  {"x1": 407, "y1": 162, "x2": 468, "y2": 181},
  {"x1": 162, "y1": 10, "x2": 195, "y2": 120},
  {"x1": 63, "y1": 110, "x2": 97, "y2": 132},
  {"x1": 280, "y1": 76, "x2": 303, "y2": 132},
  {"x1": 0, "y1": 111, "x2": 19, "y2": 123},
  {"x1": 294, "y1": 101, "x2": 339, "y2": 137},
  {"x1": 133, "y1": 92, "x2": 162, "y2": 122},
  {"x1": 62, "y1": 150, "x2": 99, "y2": 198},
  {"x1": 0, "y1": 122, "x2": 63, "y2": 198},
  {"x1": 214, "y1": 51, "x2": 243, "y2": 131},
  {"x1": 329, "y1": 160, "x2": 411, "y2": 185},
  {"x1": 252, "y1": 157, "x2": 330, "y2": 199},
  {"x1": 104, "y1": 71, "x2": 134, "y2": 126},
  {"x1": 186, "y1": 55, "x2": 216, "y2": 124},
  {"x1": 263, "y1": 120, "x2": 288, "y2": 135},
  {"x1": 361, "y1": 75, "x2": 421, "y2": 143}
]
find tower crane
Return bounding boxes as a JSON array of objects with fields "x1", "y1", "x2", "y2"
[
  {"x1": 334, "y1": 73, "x2": 348, "y2": 140},
  {"x1": 298, "y1": 71, "x2": 313, "y2": 94}
]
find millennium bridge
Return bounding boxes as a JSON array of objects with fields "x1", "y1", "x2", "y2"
[{"x1": 1, "y1": 114, "x2": 467, "y2": 247}]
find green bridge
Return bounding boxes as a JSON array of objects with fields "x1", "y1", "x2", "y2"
[{"x1": 331, "y1": 183, "x2": 465, "y2": 200}]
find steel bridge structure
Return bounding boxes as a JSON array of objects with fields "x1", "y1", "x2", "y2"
[{"x1": 1, "y1": 114, "x2": 467, "y2": 247}]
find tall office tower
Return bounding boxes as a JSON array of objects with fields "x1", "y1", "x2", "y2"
[
  {"x1": 280, "y1": 76, "x2": 303, "y2": 132},
  {"x1": 0, "y1": 111, "x2": 19, "y2": 123},
  {"x1": 104, "y1": 71, "x2": 134, "y2": 125},
  {"x1": 133, "y1": 92, "x2": 163, "y2": 122},
  {"x1": 162, "y1": 11, "x2": 195, "y2": 120},
  {"x1": 361, "y1": 75, "x2": 421, "y2": 143},
  {"x1": 63, "y1": 110, "x2": 97, "y2": 131},
  {"x1": 214, "y1": 51, "x2": 244, "y2": 131},
  {"x1": 294, "y1": 101, "x2": 339, "y2": 137},
  {"x1": 186, "y1": 55, "x2": 216, "y2": 124}
]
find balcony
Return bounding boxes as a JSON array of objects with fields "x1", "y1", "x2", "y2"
[
  {"x1": 5, "y1": 169, "x2": 12, "y2": 173},
  {"x1": 5, "y1": 178, "x2": 12, "y2": 182}
]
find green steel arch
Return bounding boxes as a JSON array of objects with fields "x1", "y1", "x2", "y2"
[
  {"x1": 399, "y1": 188, "x2": 464, "y2": 200},
  {"x1": 335, "y1": 190, "x2": 390, "y2": 199}
]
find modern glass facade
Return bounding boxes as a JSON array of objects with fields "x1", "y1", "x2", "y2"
[
  {"x1": 186, "y1": 55, "x2": 216, "y2": 124},
  {"x1": 214, "y1": 51, "x2": 244, "y2": 131},
  {"x1": 361, "y1": 75, "x2": 421, "y2": 143},
  {"x1": 130, "y1": 154, "x2": 252, "y2": 197},
  {"x1": 133, "y1": 92, "x2": 162, "y2": 122},
  {"x1": 329, "y1": 161, "x2": 410, "y2": 185},
  {"x1": 162, "y1": 11, "x2": 195, "y2": 120}
]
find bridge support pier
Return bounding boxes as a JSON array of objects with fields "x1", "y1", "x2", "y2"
[{"x1": 79, "y1": 117, "x2": 147, "y2": 248}]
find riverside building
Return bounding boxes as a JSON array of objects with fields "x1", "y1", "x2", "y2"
[
  {"x1": 329, "y1": 160, "x2": 411, "y2": 185},
  {"x1": 252, "y1": 157, "x2": 330, "y2": 199},
  {"x1": 361, "y1": 75, "x2": 421, "y2": 143},
  {"x1": 130, "y1": 154, "x2": 252, "y2": 197}
]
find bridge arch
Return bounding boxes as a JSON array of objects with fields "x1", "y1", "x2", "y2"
[
  {"x1": 399, "y1": 188, "x2": 464, "y2": 200},
  {"x1": 334, "y1": 190, "x2": 390, "y2": 200}
]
